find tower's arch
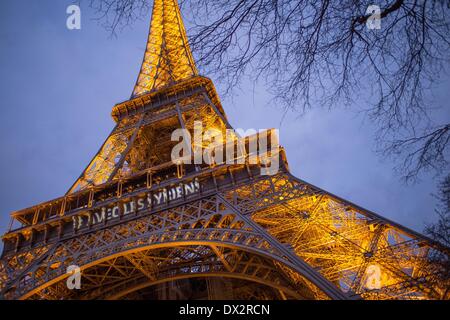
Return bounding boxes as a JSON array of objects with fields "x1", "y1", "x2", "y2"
[{"x1": 21, "y1": 243, "x2": 324, "y2": 300}]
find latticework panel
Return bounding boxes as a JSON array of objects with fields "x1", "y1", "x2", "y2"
[
  {"x1": 132, "y1": 0, "x2": 197, "y2": 97},
  {"x1": 68, "y1": 92, "x2": 231, "y2": 194},
  {"x1": 225, "y1": 173, "x2": 450, "y2": 300},
  {"x1": 2, "y1": 194, "x2": 337, "y2": 300}
]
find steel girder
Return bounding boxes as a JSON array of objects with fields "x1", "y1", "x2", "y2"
[{"x1": 2, "y1": 173, "x2": 448, "y2": 299}]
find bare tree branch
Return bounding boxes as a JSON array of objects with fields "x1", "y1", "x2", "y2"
[
  {"x1": 426, "y1": 173, "x2": 450, "y2": 247},
  {"x1": 425, "y1": 174, "x2": 450, "y2": 287}
]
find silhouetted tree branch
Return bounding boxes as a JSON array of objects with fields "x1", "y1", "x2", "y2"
[
  {"x1": 88, "y1": 0, "x2": 150, "y2": 34},
  {"x1": 88, "y1": 0, "x2": 450, "y2": 181},
  {"x1": 381, "y1": 124, "x2": 450, "y2": 181}
]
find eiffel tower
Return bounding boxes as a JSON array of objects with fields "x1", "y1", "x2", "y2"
[{"x1": 0, "y1": 0, "x2": 448, "y2": 300}]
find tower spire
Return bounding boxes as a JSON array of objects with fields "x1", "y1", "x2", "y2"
[{"x1": 131, "y1": 0, "x2": 198, "y2": 98}]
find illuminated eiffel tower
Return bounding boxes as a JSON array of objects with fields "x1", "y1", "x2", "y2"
[{"x1": 0, "y1": 0, "x2": 448, "y2": 300}]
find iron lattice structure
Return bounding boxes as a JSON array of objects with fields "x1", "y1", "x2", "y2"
[{"x1": 0, "y1": 0, "x2": 449, "y2": 300}]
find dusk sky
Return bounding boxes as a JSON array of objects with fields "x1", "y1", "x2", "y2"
[{"x1": 0, "y1": 0, "x2": 449, "y2": 244}]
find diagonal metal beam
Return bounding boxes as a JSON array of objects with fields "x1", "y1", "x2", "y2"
[
  {"x1": 124, "y1": 254, "x2": 156, "y2": 281},
  {"x1": 210, "y1": 245, "x2": 233, "y2": 273},
  {"x1": 217, "y1": 193, "x2": 354, "y2": 300}
]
